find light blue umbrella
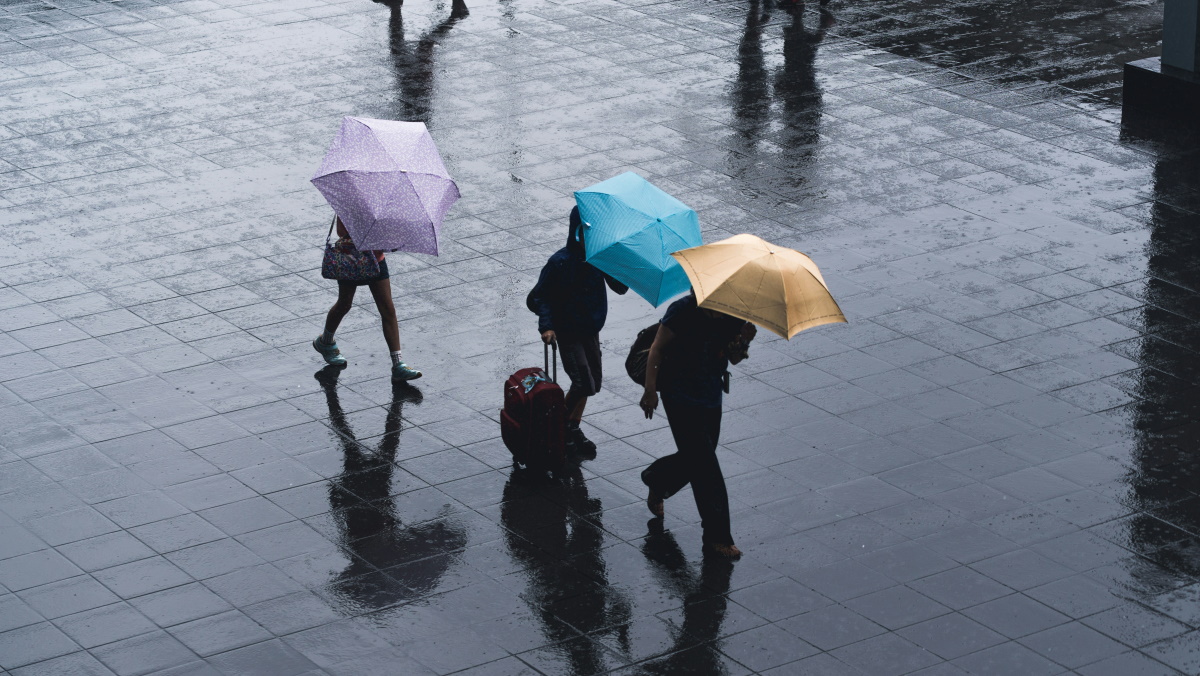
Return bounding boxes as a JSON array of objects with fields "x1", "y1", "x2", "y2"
[{"x1": 574, "y1": 172, "x2": 702, "y2": 307}]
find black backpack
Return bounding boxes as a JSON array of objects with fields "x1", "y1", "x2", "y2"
[
  {"x1": 626, "y1": 322, "x2": 664, "y2": 388},
  {"x1": 627, "y1": 320, "x2": 754, "y2": 391}
]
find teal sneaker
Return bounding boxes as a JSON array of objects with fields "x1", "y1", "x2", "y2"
[
  {"x1": 392, "y1": 361, "x2": 422, "y2": 381},
  {"x1": 312, "y1": 337, "x2": 347, "y2": 367}
]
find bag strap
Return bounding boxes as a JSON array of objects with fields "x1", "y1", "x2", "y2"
[{"x1": 326, "y1": 216, "x2": 336, "y2": 245}]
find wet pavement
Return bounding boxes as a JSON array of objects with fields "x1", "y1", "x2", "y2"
[{"x1": 1, "y1": 0, "x2": 1198, "y2": 674}]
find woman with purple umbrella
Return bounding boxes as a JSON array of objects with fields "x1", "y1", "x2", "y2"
[
  {"x1": 312, "y1": 216, "x2": 421, "y2": 381},
  {"x1": 310, "y1": 117, "x2": 461, "y2": 382}
]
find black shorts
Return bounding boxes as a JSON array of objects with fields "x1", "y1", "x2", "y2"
[
  {"x1": 338, "y1": 258, "x2": 390, "y2": 288},
  {"x1": 557, "y1": 333, "x2": 602, "y2": 397}
]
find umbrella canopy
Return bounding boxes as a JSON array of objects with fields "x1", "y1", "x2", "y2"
[
  {"x1": 574, "y1": 172, "x2": 702, "y2": 307},
  {"x1": 671, "y1": 234, "x2": 846, "y2": 339},
  {"x1": 311, "y1": 117, "x2": 459, "y2": 255}
]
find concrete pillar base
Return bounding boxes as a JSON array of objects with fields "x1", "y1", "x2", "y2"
[{"x1": 1123, "y1": 56, "x2": 1200, "y2": 119}]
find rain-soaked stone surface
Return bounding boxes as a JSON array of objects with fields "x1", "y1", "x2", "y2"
[{"x1": 1, "y1": 0, "x2": 1198, "y2": 673}]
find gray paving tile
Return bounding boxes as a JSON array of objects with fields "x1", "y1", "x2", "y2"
[{"x1": 0, "y1": 0, "x2": 1194, "y2": 673}]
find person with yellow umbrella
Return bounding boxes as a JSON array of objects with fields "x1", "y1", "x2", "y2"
[{"x1": 638, "y1": 234, "x2": 845, "y2": 559}]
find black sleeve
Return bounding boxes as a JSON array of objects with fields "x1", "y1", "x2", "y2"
[{"x1": 528, "y1": 260, "x2": 561, "y2": 333}]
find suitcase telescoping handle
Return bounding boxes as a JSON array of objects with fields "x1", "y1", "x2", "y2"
[{"x1": 545, "y1": 342, "x2": 557, "y2": 383}]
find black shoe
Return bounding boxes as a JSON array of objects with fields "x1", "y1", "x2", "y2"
[{"x1": 567, "y1": 424, "x2": 597, "y2": 458}]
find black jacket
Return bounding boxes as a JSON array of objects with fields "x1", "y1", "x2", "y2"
[{"x1": 528, "y1": 207, "x2": 628, "y2": 335}]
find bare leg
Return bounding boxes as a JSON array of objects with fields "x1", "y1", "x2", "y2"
[
  {"x1": 367, "y1": 278, "x2": 401, "y2": 352},
  {"x1": 325, "y1": 283, "x2": 357, "y2": 335}
]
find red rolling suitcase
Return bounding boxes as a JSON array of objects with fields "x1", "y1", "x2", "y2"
[{"x1": 501, "y1": 343, "x2": 566, "y2": 474}]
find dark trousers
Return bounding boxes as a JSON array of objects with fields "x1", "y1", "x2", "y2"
[{"x1": 643, "y1": 397, "x2": 732, "y2": 546}]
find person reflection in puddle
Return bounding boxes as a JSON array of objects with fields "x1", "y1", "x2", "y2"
[
  {"x1": 775, "y1": 0, "x2": 835, "y2": 176},
  {"x1": 727, "y1": 0, "x2": 834, "y2": 198},
  {"x1": 637, "y1": 521, "x2": 736, "y2": 675},
  {"x1": 316, "y1": 367, "x2": 467, "y2": 610},
  {"x1": 728, "y1": 0, "x2": 770, "y2": 172},
  {"x1": 500, "y1": 462, "x2": 632, "y2": 673},
  {"x1": 377, "y1": 0, "x2": 469, "y2": 126}
]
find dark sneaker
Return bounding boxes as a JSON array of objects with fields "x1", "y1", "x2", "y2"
[{"x1": 567, "y1": 425, "x2": 597, "y2": 457}]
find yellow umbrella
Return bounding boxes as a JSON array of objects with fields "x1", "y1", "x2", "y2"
[{"x1": 670, "y1": 234, "x2": 846, "y2": 339}]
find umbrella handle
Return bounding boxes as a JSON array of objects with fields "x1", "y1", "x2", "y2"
[
  {"x1": 325, "y1": 216, "x2": 336, "y2": 245},
  {"x1": 544, "y1": 342, "x2": 556, "y2": 383}
]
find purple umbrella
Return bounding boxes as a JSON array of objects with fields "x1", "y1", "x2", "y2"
[{"x1": 311, "y1": 117, "x2": 459, "y2": 256}]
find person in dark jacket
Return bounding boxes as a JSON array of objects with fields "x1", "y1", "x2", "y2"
[
  {"x1": 528, "y1": 207, "x2": 628, "y2": 454},
  {"x1": 639, "y1": 290, "x2": 756, "y2": 559}
]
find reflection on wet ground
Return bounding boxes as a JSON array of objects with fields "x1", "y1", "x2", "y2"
[
  {"x1": 502, "y1": 462, "x2": 632, "y2": 674},
  {"x1": 636, "y1": 524, "x2": 737, "y2": 675},
  {"x1": 382, "y1": 0, "x2": 469, "y2": 125},
  {"x1": 319, "y1": 369, "x2": 467, "y2": 612},
  {"x1": 0, "y1": 0, "x2": 1199, "y2": 672},
  {"x1": 821, "y1": 0, "x2": 1164, "y2": 102}
]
